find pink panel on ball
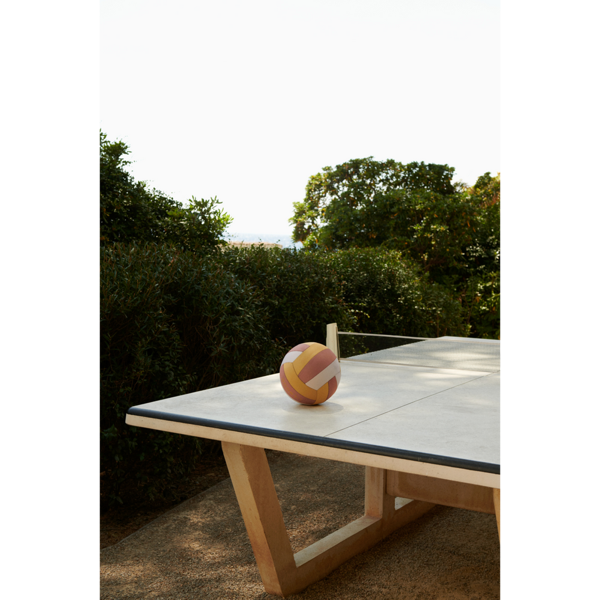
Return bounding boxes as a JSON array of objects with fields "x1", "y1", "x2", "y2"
[
  {"x1": 326, "y1": 374, "x2": 338, "y2": 399},
  {"x1": 295, "y1": 397, "x2": 317, "y2": 405},
  {"x1": 298, "y1": 348, "x2": 337, "y2": 383},
  {"x1": 279, "y1": 365, "x2": 312, "y2": 404}
]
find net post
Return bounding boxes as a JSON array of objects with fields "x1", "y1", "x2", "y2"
[{"x1": 326, "y1": 323, "x2": 340, "y2": 360}]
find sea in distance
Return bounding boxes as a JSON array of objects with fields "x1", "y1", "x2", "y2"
[{"x1": 225, "y1": 231, "x2": 302, "y2": 249}]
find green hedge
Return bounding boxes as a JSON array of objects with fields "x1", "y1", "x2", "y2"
[
  {"x1": 317, "y1": 248, "x2": 467, "y2": 338},
  {"x1": 215, "y1": 245, "x2": 358, "y2": 347},
  {"x1": 100, "y1": 242, "x2": 284, "y2": 506}
]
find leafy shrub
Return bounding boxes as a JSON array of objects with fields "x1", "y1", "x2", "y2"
[
  {"x1": 462, "y1": 173, "x2": 500, "y2": 280},
  {"x1": 215, "y1": 245, "x2": 357, "y2": 348},
  {"x1": 100, "y1": 242, "x2": 283, "y2": 506},
  {"x1": 289, "y1": 158, "x2": 500, "y2": 340},
  {"x1": 316, "y1": 248, "x2": 467, "y2": 338},
  {"x1": 460, "y1": 270, "x2": 500, "y2": 340},
  {"x1": 290, "y1": 157, "x2": 459, "y2": 249},
  {"x1": 456, "y1": 173, "x2": 500, "y2": 339},
  {"x1": 100, "y1": 131, "x2": 232, "y2": 250}
]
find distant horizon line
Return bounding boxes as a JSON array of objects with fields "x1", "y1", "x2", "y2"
[{"x1": 225, "y1": 231, "x2": 302, "y2": 248}]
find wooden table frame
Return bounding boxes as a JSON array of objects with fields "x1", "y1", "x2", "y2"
[
  {"x1": 222, "y1": 442, "x2": 499, "y2": 597},
  {"x1": 126, "y1": 413, "x2": 500, "y2": 598}
]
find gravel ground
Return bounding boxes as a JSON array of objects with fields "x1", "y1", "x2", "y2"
[{"x1": 101, "y1": 452, "x2": 499, "y2": 599}]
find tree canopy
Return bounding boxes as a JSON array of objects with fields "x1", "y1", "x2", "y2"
[
  {"x1": 290, "y1": 157, "x2": 499, "y2": 286},
  {"x1": 100, "y1": 131, "x2": 233, "y2": 251}
]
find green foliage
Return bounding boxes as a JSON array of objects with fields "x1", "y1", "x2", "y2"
[
  {"x1": 325, "y1": 188, "x2": 481, "y2": 284},
  {"x1": 215, "y1": 245, "x2": 357, "y2": 348},
  {"x1": 100, "y1": 131, "x2": 232, "y2": 251},
  {"x1": 461, "y1": 270, "x2": 500, "y2": 340},
  {"x1": 458, "y1": 173, "x2": 500, "y2": 339},
  {"x1": 463, "y1": 172, "x2": 500, "y2": 279},
  {"x1": 290, "y1": 158, "x2": 500, "y2": 339},
  {"x1": 290, "y1": 157, "x2": 458, "y2": 249},
  {"x1": 100, "y1": 242, "x2": 283, "y2": 506},
  {"x1": 317, "y1": 248, "x2": 467, "y2": 338}
]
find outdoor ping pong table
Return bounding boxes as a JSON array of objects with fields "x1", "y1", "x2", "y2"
[{"x1": 126, "y1": 325, "x2": 500, "y2": 597}]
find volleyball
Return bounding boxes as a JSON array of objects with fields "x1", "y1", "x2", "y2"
[{"x1": 279, "y1": 342, "x2": 341, "y2": 405}]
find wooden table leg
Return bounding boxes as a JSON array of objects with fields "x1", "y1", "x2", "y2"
[
  {"x1": 221, "y1": 441, "x2": 296, "y2": 596},
  {"x1": 222, "y1": 442, "x2": 434, "y2": 597}
]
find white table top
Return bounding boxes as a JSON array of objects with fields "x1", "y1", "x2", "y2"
[{"x1": 127, "y1": 337, "x2": 500, "y2": 475}]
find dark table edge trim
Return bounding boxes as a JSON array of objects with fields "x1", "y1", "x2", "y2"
[{"x1": 127, "y1": 407, "x2": 500, "y2": 476}]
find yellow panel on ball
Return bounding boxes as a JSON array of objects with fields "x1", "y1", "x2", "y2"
[{"x1": 279, "y1": 342, "x2": 341, "y2": 405}]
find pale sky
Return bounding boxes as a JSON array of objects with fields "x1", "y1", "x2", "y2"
[{"x1": 100, "y1": 0, "x2": 500, "y2": 236}]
